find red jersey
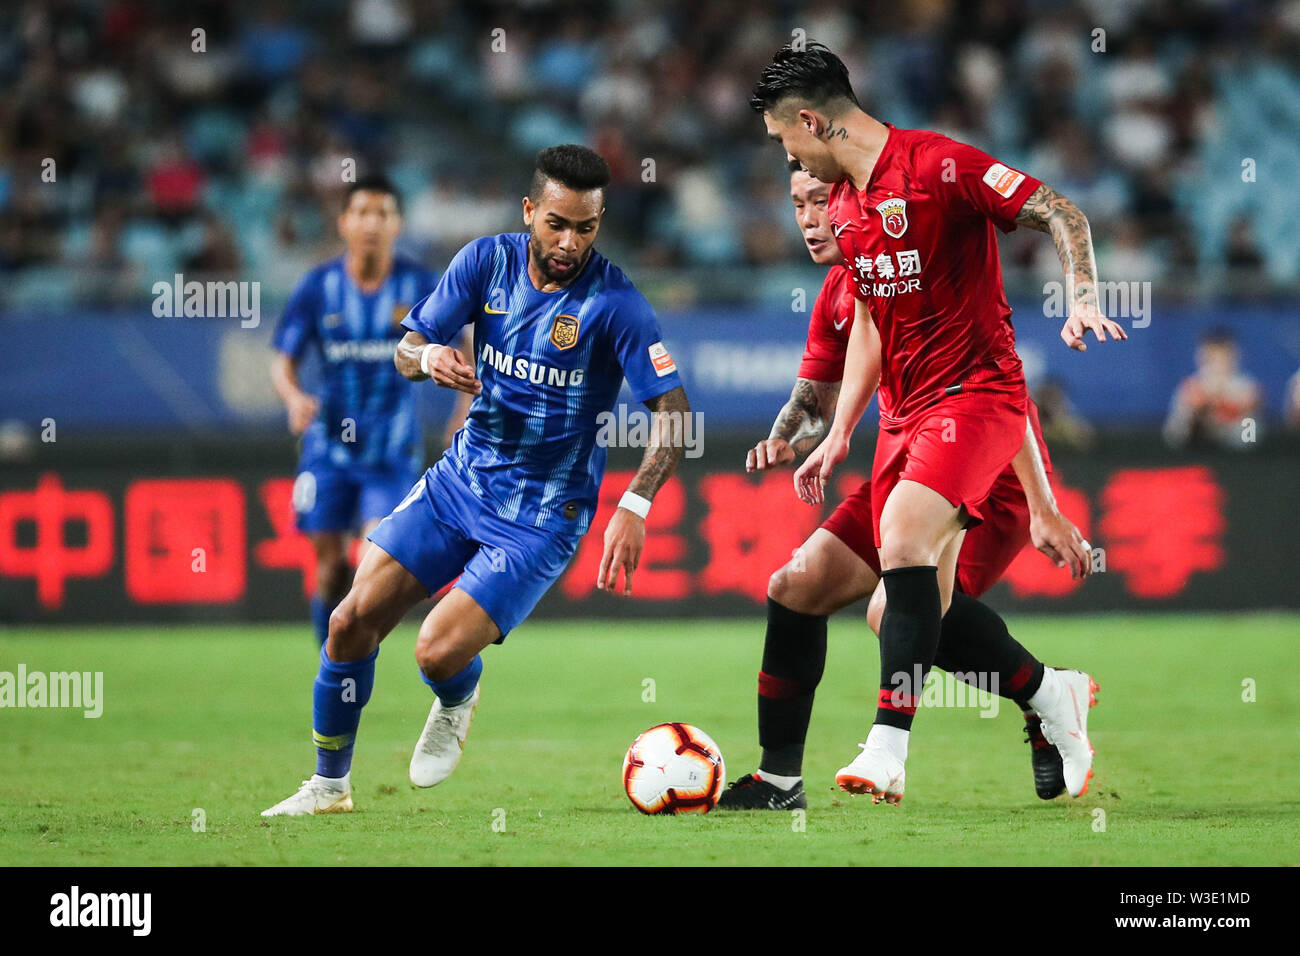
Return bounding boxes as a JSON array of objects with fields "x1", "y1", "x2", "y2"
[
  {"x1": 798, "y1": 264, "x2": 856, "y2": 381},
  {"x1": 828, "y1": 125, "x2": 1040, "y2": 427},
  {"x1": 797, "y1": 263, "x2": 1052, "y2": 471}
]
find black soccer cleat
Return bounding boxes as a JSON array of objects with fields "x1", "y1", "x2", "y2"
[
  {"x1": 715, "y1": 773, "x2": 808, "y2": 811},
  {"x1": 1023, "y1": 712, "x2": 1067, "y2": 800}
]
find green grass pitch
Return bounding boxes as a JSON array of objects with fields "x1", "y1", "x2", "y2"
[{"x1": 3, "y1": 614, "x2": 1296, "y2": 866}]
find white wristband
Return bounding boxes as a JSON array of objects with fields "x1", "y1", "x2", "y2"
[
  {"x1": 618, "y1": 491, "x2": 652, "y2": 519},
  {"x1": 419, "y1": 343, "x2": 437, "y2": 377}
]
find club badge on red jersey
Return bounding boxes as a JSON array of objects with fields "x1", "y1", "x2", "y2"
[{"x1": 875, "y1": 197, "x2": 908, "y2": 238}]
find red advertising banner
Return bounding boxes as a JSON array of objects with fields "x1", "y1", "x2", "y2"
[{"x1": 3, "y1": 438, "x2": 1290, "y2": 622}]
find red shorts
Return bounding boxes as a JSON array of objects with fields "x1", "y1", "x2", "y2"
[
  {"x1": 821, "y1": 482, "x2": 883, "y2": 576},
  {"x1": 820, "y1": 392, "x2": 1042, "y2": 598},
  {"x1": 955, "y1": 475, "x2": 1033, "y2": 596},
  {"x1": 821, "y1": 472, "x2": 1030, "y2": 597},
  {"x1": 957, "y1": 397, "x2": 1050, "y2": 594},
  {"x1": 871, "y1": 386, "x2": 1027, "y2": 545}
]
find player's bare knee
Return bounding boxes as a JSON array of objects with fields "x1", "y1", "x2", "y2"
[
  {"x1": 413, "y1": 640, "x2": 436, "y2": 677},
  {"x1": 878, "y1": 541, "x2": 938, "y2": 570},
  {"x1": 326, "y1": 602, "x2": 358, "y2": 648},
  {"x1": 767, "y1": 565, "x2": 791, "y2": 602},
  {"x1": 414, "y1": 636, "x2": 460, "y2": 682},
  {"x1": 327, "y1": 599, "x2": 351, "y2": 633},
  {"x1": 327, "y1": 597, "x2": 380, "y2": 659},
  {"x1": 767, "y1": 564, "x2": 820, "y2": 615},
  {"x1": 866, "y1": 596, "x2": 885, "y2": 636}
]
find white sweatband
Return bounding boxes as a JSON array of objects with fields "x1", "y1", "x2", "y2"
[
  {"x1": 618, "y1": 491, "x2": 652, "y2": 519},
  {"x1": 419, "y1": 343, "x2": 437, "y2": 376}
]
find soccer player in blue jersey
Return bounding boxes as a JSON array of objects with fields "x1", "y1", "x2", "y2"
[
  {"x1": 270, "y1": 175, "x2": 470, "y2": 648},
  {"x1": 263, "y1": 146, "x2": 691, "y2": 815}
]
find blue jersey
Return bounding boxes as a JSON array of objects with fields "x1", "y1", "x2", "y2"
[
  {"x1": 402, "y1": 232, "x2": 683, "y2": 536},
  {"x1": 274, "y1": 255, "x2": 439, "y2": 472}
]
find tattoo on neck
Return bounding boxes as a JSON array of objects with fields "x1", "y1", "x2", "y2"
[{"x1": 820, "y1": 119, "x2": 848, "y2": 141}]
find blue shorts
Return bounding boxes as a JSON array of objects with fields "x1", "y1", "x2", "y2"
[
  {"x1": 292, "y1": 462, "x2": 421, "y2": 534},
  {"x1": 365, "y1": 459, "x2": 581, "y2": 639}
]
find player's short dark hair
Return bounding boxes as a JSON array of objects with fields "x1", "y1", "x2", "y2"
[
  {"x1": 344, "y1": 174, "x2": 402, "y2": 213},
  {"x1": 750, "y1": 41, "x2": 860, "y2": 116},
  {"x1": 529, "y1": 145, "x2": 611, "y2": 202},
  {"x1": 1200, "y1": 326, "x2": 1237, "y2": 346}
]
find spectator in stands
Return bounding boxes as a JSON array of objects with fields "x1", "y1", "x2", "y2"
[
  {"x1": 145, "y1": 134, "x2": 205, "y2": 224},
  {"x1": 183, "y1": 211, "x2": 242, "y2": 276},
  {"x1": 1032, "y1": 378, "x2": 1096, "y2": 452},
  {"x1": 0, "y1": 0, "x2": 1296, "y2": 309},
  {"x1": 1225, "y1": 215, "x2": 1266, "y2": 274},
  {"x1": 1163, "y1": 328, "x2": 1263, "y2": 451},
  {"x1": 79, "y1": 202, "x2": 138, "y2": 305}
]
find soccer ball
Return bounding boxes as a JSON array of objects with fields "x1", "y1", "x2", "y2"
[{"x1": 622, "y1": 722, "x2": 725, "y2": 814}]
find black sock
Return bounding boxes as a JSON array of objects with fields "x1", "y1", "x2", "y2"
[
  {"x1": 933, "y1": 591, "x2": 1045, "y2": 706},
  {"x1": 757, "y1": 598, "x2": 827, "y2": 777},
  {"x1": 875, "y1": 566, "x2": 941, "y2": 731}
]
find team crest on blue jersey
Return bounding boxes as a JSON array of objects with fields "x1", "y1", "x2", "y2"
[
  {"x1": 876, "y1": 197, "x2": 908, "y2": 238},
  {"x1": 392, "y1": 304, "x2": 410, "y2": 327},
  {"x1": 550, "y1": 314, "x2": 580, "y2": 350}
]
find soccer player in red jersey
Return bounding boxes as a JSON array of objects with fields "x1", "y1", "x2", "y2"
[
  {"x1": 752, "y1": 42, "x2": 1125, "y2": 804},
  {"x1": 718, "y1": 163, "x2": 1093, "y2": 811}
]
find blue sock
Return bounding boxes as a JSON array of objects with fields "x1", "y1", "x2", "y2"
[
  {"x1": 312, "y1": 644, "x2": 377, "y2": 779},
  {"x1": 421, "y1": 654, "x2": 482, "y2": 706},
  {"x1": 310, "y1": 596, "x2": 335, "y2": 648}
]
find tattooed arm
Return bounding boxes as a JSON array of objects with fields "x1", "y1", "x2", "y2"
[
  {"x1": 746, "y1": 377, "x2": 841, "y2": 471},
  {"x1": 598, "y1": 385, "x2": 691, "y2": 596},
  {"x1": 627, "y1": 386, "x2": 691, "y2": 498},
  {"x1": 794, "y1": 299, "x2": 881, "y2": 505},
  {"x1": 1014, "y1": 183, "x2": 1128, "y2": 352}
]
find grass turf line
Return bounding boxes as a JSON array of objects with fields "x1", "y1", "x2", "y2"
[{"x1": 2, "y1": 614, "x2": 1296, "y2": 866}]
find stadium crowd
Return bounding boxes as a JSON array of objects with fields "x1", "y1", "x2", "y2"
[{"x1": 2, "y1": 0, "x2": 1299, "y2": 310}]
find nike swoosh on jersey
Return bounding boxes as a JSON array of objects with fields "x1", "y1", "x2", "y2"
[
  {"x1": 833, "y1": 317, "x2": 849, "y2": 330},
  {"x1": 833, "y1": 221, "x2": 850, "y2": 236},
  {"x1": 483, "y1": 303, "x2": 508, "y2": 314}
]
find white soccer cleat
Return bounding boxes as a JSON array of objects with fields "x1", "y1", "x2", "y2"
[
  {"x1": 261, "y1": 774, "x2": 353, "y2": 817},
  {"x1": 1033, "y1": 668, "x2": 1099, "y2": 797},
  {"x1": 835, "y1": 743, "x2": 906, "y2": 805},
  {"x1": 409, "y1": 685, "x2": 480, "y2": 788}
]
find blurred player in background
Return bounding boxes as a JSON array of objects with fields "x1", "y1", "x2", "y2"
[
  {"x1": 1287, "y1": 367, "x2": 1300, "y2": 433},
  {"x1": 719, "y1": 163, "x2": 1091, "y2": 810},
  {"x1": 271, "y1": 175, "x2": 470, "y2": 648},
  {"x1": 1031, "y1": 378, "x2": 1097, "y2": 452},
  {"x1": 753, "y1": 42, "x2": 1125, "y2": 805},
  {"x1": 263, "y1": 145, "x2": 692, "y2": 816},
  {"x1": 1162, "y1": 327, "x2": 1262, "y2": 450}
]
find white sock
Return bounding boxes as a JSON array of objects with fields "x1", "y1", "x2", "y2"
[
  {"x1": 866, "y1": 724, "x2": 909, "y2": 763},
  {"x1": 1027, "y1": 667, "x2": 1061, "y2": 714},
  {"x1": 756, "y1": 769, "x2": 801, "y2": 790},
  {"x1": 313, "y1": 772, "x2": 349, "y2": 790},
  {"x1": 442, "y1": 685, "x2": 479, "y2": 709}
]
